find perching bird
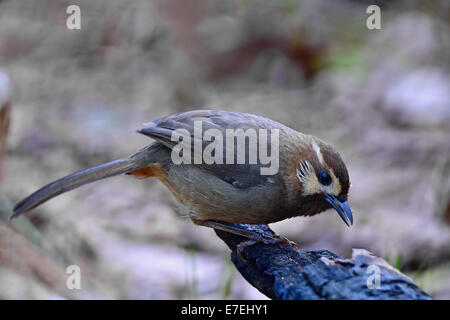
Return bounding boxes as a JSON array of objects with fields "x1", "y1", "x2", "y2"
[{"x1": 11, "y1": 110, "x2": 352, "y2": 254}]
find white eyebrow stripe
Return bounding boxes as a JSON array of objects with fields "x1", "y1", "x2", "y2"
[{"x1": 311, "y1": 141, "x2": 324, "y2": 166}]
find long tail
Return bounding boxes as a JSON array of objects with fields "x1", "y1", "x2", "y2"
[{"x1": 10, "y1": 146, "x2": 158, "y2": 220}]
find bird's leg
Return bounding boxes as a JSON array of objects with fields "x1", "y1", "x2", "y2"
[{"x1": 193, "y1": 220, "x2": 299, "y2": 261}]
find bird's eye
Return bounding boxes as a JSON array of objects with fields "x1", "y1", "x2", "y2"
[{"x1": 318, "y1": 171, "x2": 332, "y2": 186}]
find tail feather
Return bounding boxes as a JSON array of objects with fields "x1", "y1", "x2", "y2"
[{"x1": 11, "y1": 158, "x2": 146, "y2": 220}]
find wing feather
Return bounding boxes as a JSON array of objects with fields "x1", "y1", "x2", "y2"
[{"x1": 138, "y1": 110, "x2": 286, "y2": 188}]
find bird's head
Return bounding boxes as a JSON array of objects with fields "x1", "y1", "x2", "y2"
[{"x1": 288, "y1": 137, "x2": 353, "y2": 226}]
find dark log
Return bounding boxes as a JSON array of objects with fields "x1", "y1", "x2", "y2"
[{"x1": 214, "y1": 223, "x2": 431, "y2": 300}]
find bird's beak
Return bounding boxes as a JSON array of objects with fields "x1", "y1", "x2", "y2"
[{"x1": 324, "y1": 193, "x2": 353, "y2": 227}]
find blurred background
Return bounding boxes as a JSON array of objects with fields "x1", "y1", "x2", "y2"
[{"x1": 0, "y1": 0, "x2": 449, "y2": 299}]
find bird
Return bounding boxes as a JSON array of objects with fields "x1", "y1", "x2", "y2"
[{"x1": 11, "y1": 110, "x2": 353, "y2": 256}]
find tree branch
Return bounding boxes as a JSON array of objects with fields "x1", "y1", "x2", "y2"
[{"x1": 215, "y1": 223, "x2": 431, "y2": 300}]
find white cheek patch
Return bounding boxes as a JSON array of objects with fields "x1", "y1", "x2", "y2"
[
  {"x1": 296, "y1": 161, "x2": 342, "y2": 196},
  {"x1": 296, "y1": 160, "x2": 313, "y2": 182}
]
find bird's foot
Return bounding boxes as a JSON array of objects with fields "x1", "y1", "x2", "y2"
[{"x1": 192, "y1": 219, "x2": 299, "y2": 262}]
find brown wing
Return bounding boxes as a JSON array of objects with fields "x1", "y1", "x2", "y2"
[{"x1": 138, "y1": 110, "x2": 286, "y2": 188}]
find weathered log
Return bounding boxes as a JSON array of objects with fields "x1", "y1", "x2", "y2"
[{"x1": 215, "y1": 223, "x2": 431, "y2": 300}]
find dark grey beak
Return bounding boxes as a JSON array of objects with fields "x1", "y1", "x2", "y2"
[{"x1": 324, "y1": 193, "x2": 353, "y2": 227}]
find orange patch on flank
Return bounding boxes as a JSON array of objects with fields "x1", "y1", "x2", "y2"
[
  {"x1": 129, "y1": 164, "x2": 186, "y2": 204},
  {"x1": 129, "y1": 165, "x2": 160, "y2": 179}
]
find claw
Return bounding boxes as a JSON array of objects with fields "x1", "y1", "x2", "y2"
[
  {"x1": 275, "y1": 237, "x2": 300, "y2": 251},
  {"x1": 236, "y1": 239, "x2": 258, "y2": 262}
]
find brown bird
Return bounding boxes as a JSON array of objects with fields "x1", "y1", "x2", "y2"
[{"x1": 11, "y1": 110, "x2": 352, "y2": 254}]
